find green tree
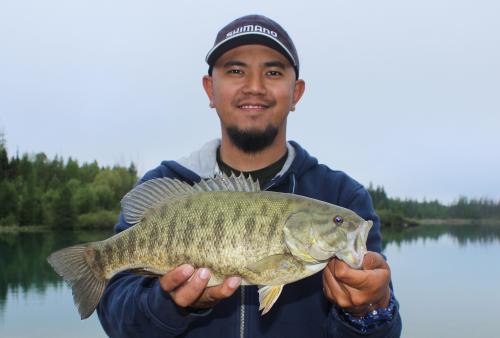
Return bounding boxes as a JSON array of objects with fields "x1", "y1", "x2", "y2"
[
  {"x1": 65, "y1": 157, "x2": 79, "y2": 181},
  {"x1": 0, "y1": 180, "x2": 17, "y2": 224},
  {"x1": 41, "y1": 189, "x2": 59, "y2": 226},
  {"x1": 80, "y1": 161, "x2": 100, "y2": 183},
  {"x1": 0, "y1": 145, "x2": 8, "y2": 180},
  {"x1": 92, "y1": 167, "x2": 136, "y2": 208},
  {"x1": 93, "y1": 184, "x2": 115, "y2": 210},
  {"x1": 18, "y1": 175, "x2": 42, "y2": 226},
  {"x1": 53, "y1": 185, "x2": 76, "y2": 228},
  {"x1": 73, "y1": 185, "x2": 98, "y2": 214}
]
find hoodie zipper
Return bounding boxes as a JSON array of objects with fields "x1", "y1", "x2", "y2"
[
  {"x1": 240, "y1": 286, "x2": 246, "y2": 338},
  {"x1": 264, "y1": 172, "x2": 297, "y2": 194},
  {"x1": 239, "y1": 173, "x2": 296, "y2": 338}
]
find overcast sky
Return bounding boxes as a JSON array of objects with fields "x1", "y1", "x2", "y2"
[{"x1": 1, "y1": 0, "x2": 499, "y2": 203}]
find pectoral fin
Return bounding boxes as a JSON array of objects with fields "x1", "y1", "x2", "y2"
[
  {"x1": 246, "y1": 254, "x2": 302, "y2": 283},
  {"x1": 247, "y1": 254, "x2": 295, "y2": 272},
  {"x1": 258, "y1": 285, "x2": 284, "y2": 315}
]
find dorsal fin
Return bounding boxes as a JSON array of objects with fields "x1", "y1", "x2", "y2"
[{"x1": 121, "y1": 173, "x2": 260, "y2": 224}]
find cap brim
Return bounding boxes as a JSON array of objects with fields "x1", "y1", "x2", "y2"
[{"x1": 206, "y1": 33, "x2": 297, "y2": 69}]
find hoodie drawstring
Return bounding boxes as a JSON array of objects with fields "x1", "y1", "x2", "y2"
[{"x1": 289, "y1": 173, "x2": 297, "y2": 194}]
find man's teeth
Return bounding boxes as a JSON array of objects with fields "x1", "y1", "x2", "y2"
[{"x1": 240, "y1": 105, "x2": 266, "y2": 108}]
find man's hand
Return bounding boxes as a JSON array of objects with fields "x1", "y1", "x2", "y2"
[
  {"x1": 322, "y1": 251, "x2": 391, "y2": 317},
  {"x1": 159, "y1": 264, "x2": 241, "y2": 309}
]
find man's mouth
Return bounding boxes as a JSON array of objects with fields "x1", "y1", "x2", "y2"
[{"x1": 237, "y1": 104, "x2": 270, "y2": 109}]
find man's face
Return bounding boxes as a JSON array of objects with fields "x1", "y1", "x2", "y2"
[{"x1": 203, "y1": 44, "x2": 305, "y2": 153}]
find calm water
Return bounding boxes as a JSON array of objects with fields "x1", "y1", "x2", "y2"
[{"x1": 1, "y1": 224, "x2": 499, "y2": 338}]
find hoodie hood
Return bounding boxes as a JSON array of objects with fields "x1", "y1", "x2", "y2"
[{"x1": 157, "y1": 139, "x2": 318, "y2": 192}]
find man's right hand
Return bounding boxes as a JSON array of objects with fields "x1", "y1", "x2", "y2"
[{"x1": 159, "y1": 264, "x2": 241, "y2": 309}]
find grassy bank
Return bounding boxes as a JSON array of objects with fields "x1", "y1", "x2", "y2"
[
  {"x1": 376, "y1": 209, "x2": 500, "y2": 227},
  {"x1": 0, "y1": 225, "x2": 51, "y2": 233},
  {"x1": 377, "y1": 209, "x2": 418, "y2": 228}
]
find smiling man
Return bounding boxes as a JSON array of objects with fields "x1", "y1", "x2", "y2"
[
  {"x1": 203, "y1": 43, "x2": 304, "y2": 171},
  {"x1": 97, "y1": 15, "x2": 402, "y2": 338}
]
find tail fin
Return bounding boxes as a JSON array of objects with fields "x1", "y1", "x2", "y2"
[{"x1": 47, "y1": 245, "x2": 107, "y2": 319}]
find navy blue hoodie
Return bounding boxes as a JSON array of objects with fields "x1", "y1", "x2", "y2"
[{"x1": 97, "y1": 140, "x2": 402, "y2": 338}]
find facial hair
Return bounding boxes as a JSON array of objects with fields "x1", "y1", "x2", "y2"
[{"x1": 226, "y1": 125, "x2": 279, "y2": 154}]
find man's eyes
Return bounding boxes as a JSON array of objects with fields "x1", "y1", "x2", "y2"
[
  {"x1": 266, "y1": 70, "x2": 282, "y2": 77},
  {"x1": 225, "y1": 69, "x2": 283, "y2": 76}
]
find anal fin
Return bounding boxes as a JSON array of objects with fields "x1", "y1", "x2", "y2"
[{"x1": 258, "y1": 285, "x2": 284, "y2": 315}]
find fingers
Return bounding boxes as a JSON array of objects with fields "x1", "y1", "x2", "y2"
[
  {"x1": 159, "y1": 264, "x2": 195, "y2": 292},
  {"x1": 194, "y1": 276, "x2": 241, "y2": 308},
  {"x1": 168, "y1": 268, "x2": 212, "y2": 307},
  {"x1": 334, "y1": 253, "x2": 390, "y2": 289},
  {"x1": 361, "y1": 251, "x2": 390, "y2": 271},
  {"x1": 323, "y1": 253, "x2": 392, "y2": 314},
  {"x1": 205, "y1": 276, "x2": 241, "y2": 301},
  {"x1": 323, "y1": 260, "x2": 353, "y2": 308},
  {"x1": 159, "y1": 265, "x2": 242, "y2": 309},
  {"x1": 333, "y1": 259, "x2": 369, "y2": 289}
]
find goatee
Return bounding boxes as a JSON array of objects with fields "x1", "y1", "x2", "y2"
[{"x1": 226, "y1": 125, "x2": 279, "y2": 154}]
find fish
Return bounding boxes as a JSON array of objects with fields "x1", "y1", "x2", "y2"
[{"x1": 47, "y1": 174, "x2": 372, "y2": 319}]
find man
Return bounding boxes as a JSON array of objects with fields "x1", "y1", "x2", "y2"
[{"x1": 97, "y1": 14, "x2": 402, "y2": 338}]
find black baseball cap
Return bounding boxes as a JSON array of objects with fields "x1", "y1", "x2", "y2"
[{"x1": 206, "y1": 15, "x2": 300, "y2": 78}]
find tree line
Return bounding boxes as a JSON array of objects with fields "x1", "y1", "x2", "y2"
[
  {"x1": 1, "y1": 133, "x2": 499, "y2": 229},
  {"x1": 368, "y1": 183, "x2": 500, "y2": 226},
  {"x1": 0, "y1": 137, "x2": 137, "y2": 228}
]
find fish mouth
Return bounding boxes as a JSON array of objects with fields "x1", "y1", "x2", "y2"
[{"x1": 335, "y1": 220, "x2": 372, "y2": 269}]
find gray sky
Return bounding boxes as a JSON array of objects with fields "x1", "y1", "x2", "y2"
[{"x1": 1, "y1": 0, "x2": 499, "y2": 203}]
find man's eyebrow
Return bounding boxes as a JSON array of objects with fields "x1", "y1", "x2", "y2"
[
  {"x1": 222, "y1": 60, "x2": 247, "y2": 68},
  {"x1": 264, "y1": 61, "x2": 287, "y2": 69}
]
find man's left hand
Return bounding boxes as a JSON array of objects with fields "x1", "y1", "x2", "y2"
[{"x1": 322, "y1": 251, "x2": 391, "y2": 317}]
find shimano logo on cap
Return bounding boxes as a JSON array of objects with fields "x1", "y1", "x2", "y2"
[{"x1": 226, "y1": 25, "x2": 278, "y2": 38}]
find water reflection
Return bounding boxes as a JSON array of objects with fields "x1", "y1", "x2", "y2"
[
  {"x1": 382, "y1": 224, "x2": 500, "y2": 338},
  {"x1": 381, "y1": 224, "x2": 500, "y2": 250},
  {"x1": 2, "y1": 225, "x2": 500, "y2": 308},
  {"x1": 1, "y1": 225, "x2": 499, "y2": 337},
  {"x1": 0, "y1": 230, "x2": 111, "y2": 315}
]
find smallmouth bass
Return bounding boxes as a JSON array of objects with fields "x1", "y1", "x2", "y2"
[{"x1": 47, "y1": 174, "x2": 372, "y2": 319}]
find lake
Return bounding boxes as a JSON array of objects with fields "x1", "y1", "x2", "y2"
[{"x1": 1, "y1": 224, "x2": 499, "y2": 338}]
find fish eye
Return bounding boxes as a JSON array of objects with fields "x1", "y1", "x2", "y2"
[{"x1": 333, "y1": 216, "x2": 343, "y2": 225}]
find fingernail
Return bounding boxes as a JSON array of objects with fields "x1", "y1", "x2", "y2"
[
  {"x1": 198, "y1": 268, "x2": 210, "y2": 280},
  {"x1": 180, "y1": 264, "x2": 194, "y2": 277},
  {"x1": 227, "y1": 277, "x2": 241, "y2": 289}
]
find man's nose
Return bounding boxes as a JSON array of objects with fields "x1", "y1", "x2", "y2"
[{"x1": 242, "y1": 73, "x2": 266, "y2": 95}]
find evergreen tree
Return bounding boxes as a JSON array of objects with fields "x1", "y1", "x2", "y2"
[
  {"x1": 80, "y1": 161, "x2": 99, "y2": 183},
  {"x1": 53, "y1": 185, "x2": 76, "y2": 228},
  {"x1": 41, "y1": 188, "x2": 59, "y2": 226},
  {"x1": 18, "y1": 175, "x2": 41, "y2": 226},
  {"x1": 0, "y1": 145, "x2": 8, "y2": 180},
  {"x1": 0, "y1": 180, "x2": 17, "y2": 223}
]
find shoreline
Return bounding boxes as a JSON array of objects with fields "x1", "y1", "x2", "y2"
[
  {"x1": 0, "y1": 225, "x2": 51, "y2": 233},
  {"x1": 415, "y1": 218, "x2": 500, "y2": 226}
]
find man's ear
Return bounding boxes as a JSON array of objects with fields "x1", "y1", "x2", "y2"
[
  {"x1": 292, "y1": 79, "x2": 306, "y2": 107},
  {"x1": 202, "y1": 75, "x2": 214, "y2": 106}
]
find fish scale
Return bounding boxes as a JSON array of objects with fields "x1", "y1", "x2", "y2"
[{"x1": 47, "y1": 174, "x2": 372, "y2": 319}]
